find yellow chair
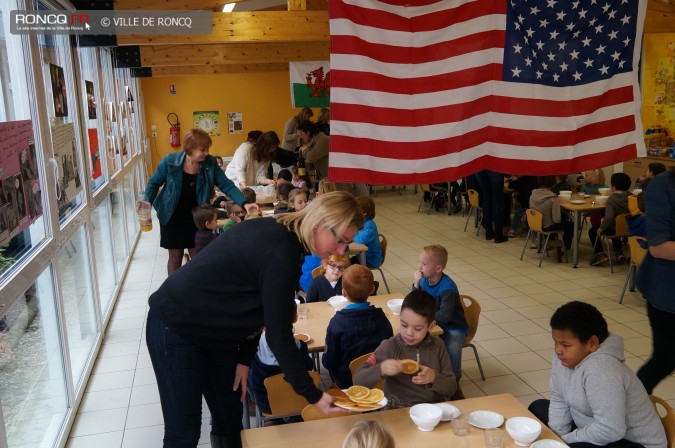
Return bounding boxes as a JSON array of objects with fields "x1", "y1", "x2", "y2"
[
  {"x1": 520, "y1": 209, "x2": 567, "y2": 267},
  {"x1": 592, "y1": 213, "x2": 631, "y2": 274},
  {"x1": 349, "y1": 352, "x2": 384, "y2": 390},
  {"x1": 253, "y1": 371, "x2": 321, "y2": 427},
  {"x1": 370, "y1": 234, "x2": 390, "y2": 293},
  {"x1": 460, "y1": 295, "x2": 485, "y2": 380},
  {"x1": 301, "y1": 404, "x2": 356, "y2": 421},
  {"x1": 619, "y1": 236, "x2": 648, "y2": 304},
  {"x1": 463, "y1": 189, "x2": 483, "y2": 235},
  {"x1": 649, "y1": 395, "x2": 675, "y2": 447},
  {"x1": 311, "y1": 265, "x2": 324, "y2": 279},
  {"x1": 418, "y1": 184, "x2": 446, "y2": 214}
]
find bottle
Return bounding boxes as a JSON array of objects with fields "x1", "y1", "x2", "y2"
[
  {"x1": 297, "y1": 153, "x2": 306, "y2": 177},
  {"x1": 136, "y1": 194, "x2": 153, "y2": 232}
]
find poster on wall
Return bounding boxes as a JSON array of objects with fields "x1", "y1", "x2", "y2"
[
  {"x1": 85, "y1": 80, "x2": 97, "y2": 120},
  {"x1": 194, "y1": 111, "x2": 220, "y2": 136},
  {"x1": 50, "y1": 123, "x2": 83, "y2": 213},
  {"x1": 88, "y1": 128, "x2": 102, "y2": 180},
  {"x1": 49, "y1": 63, "x2": 69, "y2": 117},
  {"x1": 227, "y1": 112, "x2": 242, "y2": 135},
  {"x1": 0, "y1": 120, "x2": 39, "y2": 244},
  {"x1": 104, "y1": 100, "x2": 118, "y2": 174}
]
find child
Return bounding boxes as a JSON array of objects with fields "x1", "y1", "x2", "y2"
[
  {"x1": 627, "y1": 179, "x2": 650, "y2": 237},
  {"x1": 277, "y1": 168, "x2": 293, "y2": 186},
  {"x1": 291, "y1": 165, "x2": 309, "y2": 191},
  {"x1": 307, "y1": 255, "x2": 350, "y2": 303},
  {"x1": 412, "y1": 245, "x2": 467, "y2": 381},
  {"x1": 530, "y1": 176, "x2": 574, "y2": 257},
  {"x1": 634, "y1": 162, "x2": 665, "y2": 190},
  {"x1": 581, "y1": 169, "x2": 607, "y2": 195},
  {"x1": 221, "y1": 201, "x2": 244, "y2": 232},
  {"x1": 241, "y1": 187, "x2": 256, "y2": 205},
  {"x1": 352, "y1": 196, "x2": 383, "y2": 268},
  {"x1": 354, "y1": 290, "x2": 456, "y2": 407},
  {"x1": 528, "y1": 301, "x2": 665, "y2": 448},
  {"x1": 323, "y1": 265, "x2": 393, "y2": 388},
  {"x1": 247, "y1": 302, "x2": 313, "y2": 415},
  {"x1": 589, "y1": 172, "x2": 631, "y2": 266},
  {"x1": 274, "y1": 183, "x2": 295, "y2": 214},
  {"x1": 506, "y1": 175, "x2": 538, "y2": 237},
  {"x1": 191, "y1": 204, "x2": 218, "y2": 254},
  {"x1": 287, "y1": 188, "x2": 308, "y2": 212},
  {"x1": 342, "y1": 421, "x2": 395, "y2": 448},
  {"x1": 299, "y1": 254, "x2": 322, "y2": 293}
]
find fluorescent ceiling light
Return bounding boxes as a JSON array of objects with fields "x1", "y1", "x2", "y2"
[{"x1": 222, "y1": 3, "x2": 236, "y2": 12}]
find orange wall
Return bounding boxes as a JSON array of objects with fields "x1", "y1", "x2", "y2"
[{"x1": 141, "y1": 71, "x2": 316, "y2": 169}]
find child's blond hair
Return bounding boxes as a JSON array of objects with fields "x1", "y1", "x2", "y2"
[
  {"x1": 422, "y1": 244, "x2": 448, "y2": 267},
  {"x1": 342, "y1": 421, "x2": 395, "y2": 448},
  {"x1": 583, "y1": 168, "x2": 606, "y2": 186}
]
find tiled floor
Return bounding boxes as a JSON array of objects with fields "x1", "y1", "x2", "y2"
[{"x1": 66, "y1": 189, "x2": 675, "y2": 447}]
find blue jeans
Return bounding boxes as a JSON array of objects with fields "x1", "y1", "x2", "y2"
[
  {"x1": 510, "y1": 205, "x2": 525, "y2": 232},
  {"x1": 441, "y1": 328, "x2": 468, "y2": 380},
  {"x1": 146, "y1": 311, "x2": 243, "y2": 448}
]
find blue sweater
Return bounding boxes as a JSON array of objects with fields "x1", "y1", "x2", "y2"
[
  {"x1": 353, "y1": 219, "x2": 383, "y2": 268},
  {"x1": 416, "y1": 274, "x2": 466, "y2": 331},
  {"x1": 322, "y1": 305, "x2": 393, "y2": 389}
]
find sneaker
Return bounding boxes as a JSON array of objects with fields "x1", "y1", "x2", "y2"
[
  {"x1": 616, "y1": 254, "x2": 627, "y2": 264},
  {"x1": 591, "y1": 253, "x2": 609, "y2": 266},
  {"x1": 506, "y1": 229, "x2": 516, "y2": 238}
]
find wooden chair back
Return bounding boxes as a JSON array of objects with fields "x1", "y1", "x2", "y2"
[
  {"x1": 301, "y1": 404, "x2": 356, "y2": 421},
  {"x1": 420, "y1": 184, "x2": 432, "y2": 193},
  {"x1": 467, "y1": 189, "x2": 480, "y2": 208},
  {"x1": 460, "y1": 295, "x2": 481, "y2": 345},
  {"x1": 650, "y1": 395, "x2": 675, "y2": 447},
  {"x1": 311, "y1": 265, "x2": 324, "y2": 278},
  {"x1": 525, "y1": 208, "x2": 545, "y2": 233},
  {"x1": 379, "y1": 234, "x2": 388, "y2": 264},
  {"x1": 263, "y1": 371, "x2": 321, "y2": 417},
  {"x1": 349, "y1": 352, "x2": 383, "y2": 390},
  {"x1": 628, "y1": 236, "x2": 648, "y2": 267}
]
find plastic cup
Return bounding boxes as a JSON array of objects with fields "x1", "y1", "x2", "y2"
[
  {"x1": 451, "y1": 412, "x2": 469, "y2": 437},
  {"x1": 294, "y1": 298, "x2": 307, "y2": 319},
  {"x1": 485, "y1": 428, "x2": 504, "y2": 448},
  {"x1": 136, "y1": 196, "x2": 152, "y2": 232}
]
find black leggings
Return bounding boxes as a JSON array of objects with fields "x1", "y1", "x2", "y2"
[{"x1": 637, "y1": 302, "x2": 675, "y2": 394}]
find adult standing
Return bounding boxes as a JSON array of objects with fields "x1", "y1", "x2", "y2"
[
  {"x1": 224, "y1": 130, "x2": 278, "y2": 188},
  {"x1": 475, "y1": 169, "x2": 508, "y2": 243},
  {"x1": 146, "y1": 192, "x2": 363, "y2": 448},
  {"x1": 282, "y1": 107, "x2": 313, "y2": 152},
  {"x1": 316, "y1": 107, "x2": 330, "y2": 135},
  {"x1": 144, "y1": 128, "x2": 255, "y2": 275},
  {"x1": 636, "y1": 169, "x2": 675, "y2": 394},
  {"x1": 298, "y1": 120, "x2": 329, "y2": 179}
]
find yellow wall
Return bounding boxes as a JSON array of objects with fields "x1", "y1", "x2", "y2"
[
  {"x1": 141, "y1": 71, "x2": 315, "y2": 169},
  {"x1": 641, "y1": 33, "x2": 675, "y2": 136}
]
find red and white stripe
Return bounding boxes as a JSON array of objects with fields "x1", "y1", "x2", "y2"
[{"x1": 327, "y1": 0, "x2": 646, "y2": 185}]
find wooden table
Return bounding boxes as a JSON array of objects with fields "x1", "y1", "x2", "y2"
[
  {"x1": 347, "y1": 242, "x2": 368, "y2": 265},
  {"x1": 294, "y1": 293, "x2": 443, "y2": 352},
  {"x1": 241, "y1": 393, "x2": 563, "y2": 447},
  {"x1": 560, "y1": 196, "x2": 607, "y2": 267}
]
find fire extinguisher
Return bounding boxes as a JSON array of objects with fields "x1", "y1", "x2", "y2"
[{"x1": 167, "y1": 113, "x2": 181, "y2": 148}]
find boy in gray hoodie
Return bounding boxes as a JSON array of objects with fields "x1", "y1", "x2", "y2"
[
  {"x1": 529, "y1": 301, "x2": 665, "y2": 448},
  {"x1": 530, "y1": 176, "x2": 574, "y2": 251}
]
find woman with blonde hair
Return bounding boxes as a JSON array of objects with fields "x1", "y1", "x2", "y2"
[
  {"x1": 343, "y1": 421, "x2": 395, "y2": 448},
  {"x1": 582, "y1": 168, "x2": 607, "y2": 195},
  {"x1": 147, "y1": 191, "x2": 363, "y2": 448}
]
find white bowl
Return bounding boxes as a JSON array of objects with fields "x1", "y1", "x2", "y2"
[
  {"x1": 632, "y1": 188, "x2": 642, "y2": 195},
  {"x1": 506, "y1": 417, "x2": 542, "y2": 446},
  {"x1": 409, "y1": 403, "x2": 442, "y2": 432},
  {"x1": 387, "y1": 298, "x2": 404, "y2": 315},
  {"x1": 435, "y1": 403, "x2": 460, "y2": 421},
  {"x1": 558, "y1": 191, "x2": 572, "y2": 196},
  {"x1": 327, "y1": 295, "x2": 349, "y2": 311},
  {"x1": 595, "y1": 195, "x2": 609, "y2": 205},
  {"x1": 598, "y1": 187, "x2": 611, "y2": 196},
  {"x1": 558, "y1": 195, "x2": 571, "y2": 203}
]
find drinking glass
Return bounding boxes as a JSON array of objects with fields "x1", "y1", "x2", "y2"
[
  {"x1": 485, "y1": 428, "x2": 504, "y2": 448},
  {"x1": 451, "y1": 412, "x2": 469, "y2": 436}
]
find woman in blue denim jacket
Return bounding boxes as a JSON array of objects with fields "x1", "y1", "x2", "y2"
[
  {"x1": 636, "y1": 168, "x2": 675, "y2": 394},
  {"x1": 144, "y1": 128, "x2": 255, "y2": 274}
]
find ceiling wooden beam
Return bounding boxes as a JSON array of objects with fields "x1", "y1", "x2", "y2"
[
  {"x1": 140, "y1": 41, "x2": 328, "y2": 66},
  {"x1": 287, "y1": 0, "x2": 306, "y2": 10},
  {"x1": 151, "y1": 62, "x2": 288, "y2": 76},
  {"x1": 116, "y1": 10, "x2": 328, "y2": 45},
  {"x1": 647, "y1": 0, "x2": 674, "y2": 13}
]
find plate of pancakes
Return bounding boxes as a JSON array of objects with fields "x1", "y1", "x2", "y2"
[{"x1": 329, "y1": 386, "x2": 387, "y2": 412}]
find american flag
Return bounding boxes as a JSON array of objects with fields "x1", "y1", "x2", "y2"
[{"x1": 327, "y1": 0, "x2": 647, "y2": 185}]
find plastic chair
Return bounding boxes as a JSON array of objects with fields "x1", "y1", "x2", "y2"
[
  {"x1": 370, "y1": 234, "x2": 390, "y2": 293},
  {"x1": 301, "y1": 404, "x2": 356, "y2": 421},
  {"x1": 349, "y1": 352, "x2": 384, "y2": 390},
  {"x1": 460, "y1": 294, "x2": 485, "y2": 380},
  {"x1": 649, "y1": 395, "x2": 675, "y2": 447},
  {"x1": 463, "y1": 189, "x2": 483, "y2": 235},
  {"x1": 311, "y1": 265, "x2": 324, "y2": 279},
  {"x1": 253, "y1": 371, "x2": 321, "y2": 427},
  {"x1": 418, "y1": 184, "x2": 446, "y2": 214},
  {"x1": 592, "y1": 213, "x2": 631, "y2": 274},
  {"x1": 619, "y1": 236, "x2": 648, "y2": 304},
  {"x1": 520, "y1": 209, "x2": 567, "y2": 267}
]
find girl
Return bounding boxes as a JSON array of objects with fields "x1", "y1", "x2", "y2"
[
  {"x1": 581, "y1": 168, "x2": 607, "y2": 195},
  {"x1": 291, "y1": 165, "x2": 309, "y2": 191},
  {"x1": 306, "y1": 254, "x2": 350, "y2": 302},
  {"x1": 288, "y1": 188, "x2": 308, "y2": 212}
]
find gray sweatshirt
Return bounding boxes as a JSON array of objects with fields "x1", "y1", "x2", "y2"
[
  {"x1": 529, "y1": 188, "x2": 561, "y2": 228},
  {"x1": 549, "y1": 334, "x2": 666, "y2": 448}
]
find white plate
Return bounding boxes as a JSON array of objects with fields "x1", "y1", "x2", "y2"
[
  {"x1": 435, "y1": 403, "x2": 460, "y2": 421},
  {"x1": 468, "y1": 410, "x2": 504, "y2": 429},
  {"x1": 530, "y1": 440, "x2": 569, "y2": 448},
  {"x1": 570, "y1": 199, "x2": 586, "y2": 204},
  {"x1": 334, "y1": 390, "x2": 388, "y2": 412},
  {"x1": 293, "y1": 333, "x2": 311, "y2": 343},
  {"x1": 583, "y1": 194, "x2": 591, "y2": 198}
]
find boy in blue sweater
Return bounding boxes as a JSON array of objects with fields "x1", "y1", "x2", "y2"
[
  {"x1": 413, "y1": 244, "x2": 468, "y2": 382},
  {"x1": 322, "y1": 265, "x2": 393, "y2": 388},
  {"x1": 352, "y1": 196, "x2": 383, "y2": 268}
]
